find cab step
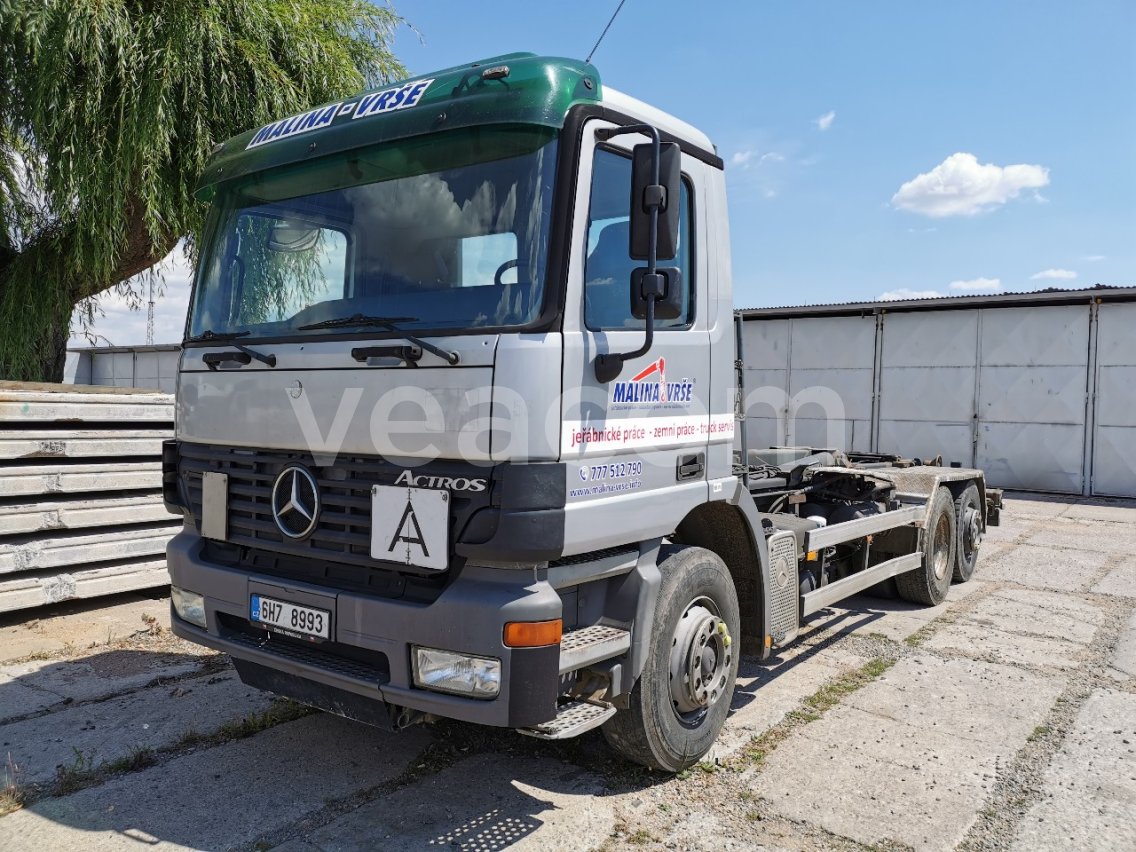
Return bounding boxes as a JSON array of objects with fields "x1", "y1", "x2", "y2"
[
  {"x1": 559, "y1": 624, "x2": 631, "y2": 674},
  {"x1": 518, "y1": 699, "x2": 616, "y2": 740}
]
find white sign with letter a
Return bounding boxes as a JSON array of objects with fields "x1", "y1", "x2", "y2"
[{"x1": 371, "y1": 484, "x2": 449, "y2": 571}]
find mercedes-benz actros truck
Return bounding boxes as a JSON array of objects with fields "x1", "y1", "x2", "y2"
[{"x1": 163, "y1": 54, "x2": 1000, "y2": 771}]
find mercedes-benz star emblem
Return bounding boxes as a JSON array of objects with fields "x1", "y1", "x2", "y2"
[{"x1": 271, "y1": 465, "x2": 320, "y2": 539}]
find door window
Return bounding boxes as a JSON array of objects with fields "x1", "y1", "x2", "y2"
[{"x1": 584, "y1": 147, "x2": 693, "y2": 330}]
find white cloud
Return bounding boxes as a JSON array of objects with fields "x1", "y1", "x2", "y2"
[
  {"x1": 1081, "y1": 255, "x2": 1106, "y2": 262},
  {"x1": 1030, "y1": 268, "x2": 1077, "y2": 280},
  {"x1": 949, "y1": 277, "x2": 1002, "y2": 291},
  {"x1": 729, "y1": 149, "x2": 784, "y2": 170},
  {"x1": 891, "y1": 152, "x2": 1050, "y2": 218},
  {"x1": 877, "y1": 288, "x2": 945, "y2": 301},
  {"x1": 69, "y1": 246, "x2": 194, "y2": 347},
  {"x1": 815, "y1": 110, "x2": 836, "y2": 131}
]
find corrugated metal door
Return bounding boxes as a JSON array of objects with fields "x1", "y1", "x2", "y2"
[
  {"x1": 1091, "y1": 302, "x2": 1136, "y2": 497},
  {"x1": 787, "y1": 315, "x2": 876, "y2": 452},
  {"x1": 739, "y1": 318, "x2": 791, "y2": 448},
  {"x1": 876, "y1": 310, "x2": 979, "y2": 466},
  {"x1": 740, "y1": 315, "x2": 876, "y2": 452},
  {"x1": 975, "y1": 305, "x2": 1089, "y2": 493}
]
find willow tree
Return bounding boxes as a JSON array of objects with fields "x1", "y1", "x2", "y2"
[{"x1": 0, "y1": 0, "x2": 405, "y2": 382}]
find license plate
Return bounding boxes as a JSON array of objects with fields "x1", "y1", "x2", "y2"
[{"x1": 250, "y1": 594, "x2": 330, "y2": 640}]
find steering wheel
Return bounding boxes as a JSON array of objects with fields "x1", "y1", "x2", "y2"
[{"x1": 494, "y1": 259, "x2": 521, "y2": 287}]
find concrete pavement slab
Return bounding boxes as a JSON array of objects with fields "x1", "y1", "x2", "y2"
[
  {"x1": 959, "y1": 587, "x2": 1105, "y2": 645},
  {"x1": 1001, "y1": 497, "x2": 1071, "y2": 519},
  {"x1": 1061, "y1": 501, "x2": 1136, "y2": 523},
  {"x1": 926, "y1": 621, "x2": 1087, "y2": 671},
  {"x1": 748, "y1": 655, "x2": 1060, "y2": 850},
  {"x1": 0, "y1": 649, "x2": 208, "y2": 718},
  {"x1": 1092, "y1": 561, "x2": 1136, "y2": 600},
  {"x1": 746, "y1": 722, "x2": 987, "y2": 851},
  {"x1": 841, "y1": 656, "x2": 1063, "y2": 747},
  {"x1": 977, "y1": 543, "x2": 1108, "y2": 592},
  {"x1": 1024, "y1": 518, "x2": 1136, "y2": 554},
  {"x1": 0, "y1": 673, "x2": 58, "y2": 726},
  {"x1": 284, "y1": 753, "x2": 614, "y2": 852},
  {"x1": 0, "y1": 670, "x2": 275, "y2": 786},
  {"x1": 1011, "y1": 689, "x2": 1136, "y2": 852},
  {"x1": 0, "y1": 713, "x2": 432, "y2": 852},
  {"x1": 1109, "y1": 611, "x2": 1136, "y2": 681}
]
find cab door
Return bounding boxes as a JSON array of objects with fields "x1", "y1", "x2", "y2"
[{"x1": 560, "y1": 119, "x2": 712, "y2": 554}]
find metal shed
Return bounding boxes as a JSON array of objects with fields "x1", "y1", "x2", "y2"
[{"x1": 737, "y1": 286, "x2": 1136, "y2": 497}]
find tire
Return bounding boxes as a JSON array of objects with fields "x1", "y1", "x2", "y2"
[
  {"x1": 952, "y1": 483, "x2": 982, "y2": 583},
  {"x1": 896, "y1": 487, "x2": 956, "y2": 606},
  {"x1": 602, "y1": 545, "x2": 740, "y2": 772}
]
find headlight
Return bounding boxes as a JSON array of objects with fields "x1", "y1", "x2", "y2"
[
  {"x1": 171, "y1": 586, "x2": 207, "y2": 628},
  {"x1": 412, "y1": 647, "x2": 500, "y2": 699}
]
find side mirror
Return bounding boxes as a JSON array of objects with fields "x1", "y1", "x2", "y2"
[
  {"x1": 631, "y1": 267, "x2": 683, "y2": 320},
  {"x1": 629, "y1": 142, "x2": 681, "y2": 261}
]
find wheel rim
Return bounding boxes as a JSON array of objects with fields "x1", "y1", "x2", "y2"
[
  {"x1": 961, "y1": 504, "x2": 981, "y2": 563},
  {"x1": 932, "y1": 512, "x2": 952, "y2": 580},
  {"x1": 669, "y1": 597, "x2": 732, "y2": 725}
]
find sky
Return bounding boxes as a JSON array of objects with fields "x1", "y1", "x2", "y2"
[{"x1": 72, "y1": 0, "x2": 1135, "y2": 345}]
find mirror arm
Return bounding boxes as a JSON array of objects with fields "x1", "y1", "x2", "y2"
[{"x1": 593, "y1": 124, "x2": 663, "y2": 383}]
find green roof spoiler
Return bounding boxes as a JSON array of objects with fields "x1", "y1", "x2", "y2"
[{"x1": 195, "y1": 53, "x2": 601, "y2": 201}]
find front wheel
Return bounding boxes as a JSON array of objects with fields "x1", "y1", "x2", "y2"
[{"x1": 602, "y1": 545, "x2": 740, "y2": 772}]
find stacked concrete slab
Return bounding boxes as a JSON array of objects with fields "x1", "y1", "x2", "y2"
[{"x1": 0, "y1": 381, "x2": 179, "y2": 613}]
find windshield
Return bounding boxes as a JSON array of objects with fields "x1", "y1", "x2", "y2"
[{"x1": 188, "y1": 126, "x2": 559, "y2": 340}]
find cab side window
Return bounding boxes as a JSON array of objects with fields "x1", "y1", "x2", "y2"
[{"x1": 584, "y1": 147, "x2": 693, "y2": 330}]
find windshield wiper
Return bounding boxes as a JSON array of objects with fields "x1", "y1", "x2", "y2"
[
  {"x1": 185, "y1": 329, "x2": 251, "y2": 343},
  {"x1": 187, "y1": 329, "x2": 276, "y2": 369},
  {"x1": 296, "y1": 314, "x2": 460, "y2": 365}
]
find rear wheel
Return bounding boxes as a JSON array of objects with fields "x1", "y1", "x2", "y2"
[
  {"x1": 952, "y1": 483, "x2": 982, "y2": 583},
  {"x1": 896, "y1": 487, "x2": 956, "y2": 606},
  {"x1": 602, "y1": 545, "x2": 740, "y2": 772}
]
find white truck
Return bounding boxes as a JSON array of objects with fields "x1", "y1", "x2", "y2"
[{"x1": 163, "y1": 53, "x2": 1001, "y2": 771}]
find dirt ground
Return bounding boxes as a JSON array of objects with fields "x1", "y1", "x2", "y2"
[{"x1": 1, "y1": 493, "x2": 1134, "y2": 851}]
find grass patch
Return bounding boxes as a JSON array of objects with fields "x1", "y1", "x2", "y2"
[
  {"x1": 52, "y1": 748, "x2": 99, "y2": 797},
  {"x1": 627, "y1": 829, "x2": 653, "y2": 844},
  {"x1": 1, "y1": 755, "x2": 25, "y2": 816},
  {"x1": 1027, "y1": 725, "x2": 1050, "y2": 743},
  {"x1": 802, "y1": 658, "x2": 895, "y2": 714},
  {"x1": 212, "y1": 700, "x2": 314, "y2": 744},
  {"x1": 104, "y1": 746, "x2": 157, "y2": 775}
]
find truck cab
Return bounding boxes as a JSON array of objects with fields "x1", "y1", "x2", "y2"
[{"x1": 165, "y1": 54, "x2": 996, "y2": 771}]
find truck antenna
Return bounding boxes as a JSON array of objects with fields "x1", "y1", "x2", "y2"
[{"x1": 586, "y1": 0, "x2": 629, "y2": 64}]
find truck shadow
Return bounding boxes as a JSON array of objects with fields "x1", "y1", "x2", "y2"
[
  {"x1": 0, "y1": 648, "x2": 621, "y2": 851},
  {"x1": 1, "y1": 592, "x2": 923, "y2": 849},
  {"x1": 729, "y1": 593, "x2": 909, "y2": 714}
]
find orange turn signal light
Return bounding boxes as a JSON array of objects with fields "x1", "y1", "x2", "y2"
[{"x1": 503, "y1": 619, "x2": 563, "y2": 648}]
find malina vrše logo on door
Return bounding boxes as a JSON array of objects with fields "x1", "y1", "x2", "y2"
[{"x1": 611, "y1": 357, "x2": 694, "y2": 408}]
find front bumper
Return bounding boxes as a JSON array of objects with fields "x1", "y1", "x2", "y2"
[{"x1": 166, "y1": 531, "x2": 561, "y2": 728}]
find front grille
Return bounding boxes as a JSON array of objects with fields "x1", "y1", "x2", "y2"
[{"x1": 180, "y1": 443, "x2": 486, "y2": 573}]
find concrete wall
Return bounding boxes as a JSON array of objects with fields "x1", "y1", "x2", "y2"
[{"x1": 65, "y1": 346, "x2": 180, "y2": 394}]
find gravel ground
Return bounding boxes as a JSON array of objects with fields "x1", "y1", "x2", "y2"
[{"x1": 0, "y1": 492, "x2": 1133, "y2": 851}]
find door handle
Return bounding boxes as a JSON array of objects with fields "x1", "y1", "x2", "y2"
[{"x1": 676, "y1": 453, "x2": 705, "y2": 481}]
